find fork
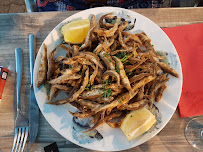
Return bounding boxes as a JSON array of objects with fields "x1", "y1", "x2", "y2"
[{"x1": 12, "y1": 48, "x2": 29, "y2": 152}]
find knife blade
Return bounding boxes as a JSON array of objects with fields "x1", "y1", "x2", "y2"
[{"x1": 29, "y1": 34, "x2": 39, "y2": 144}]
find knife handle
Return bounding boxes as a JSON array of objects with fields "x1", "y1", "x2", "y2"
[
  {"x1": 15, "y1": 48, "x2": 22, "y2": 111},
  {"x1": 29, "y1": 34, "x2": 35, "y2": 86}
]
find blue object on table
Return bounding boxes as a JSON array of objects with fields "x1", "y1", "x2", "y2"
[{"x1": 28, "y1": 34, "x2": 39, "y2": 144}]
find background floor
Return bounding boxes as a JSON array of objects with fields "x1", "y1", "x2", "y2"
[{"x1": 0, "y1": 0, "x2": 202, "y2": 14}]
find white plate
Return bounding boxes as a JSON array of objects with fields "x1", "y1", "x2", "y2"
[{"x1": 33, "y1": 7, "x2": 183, "y2": 151}]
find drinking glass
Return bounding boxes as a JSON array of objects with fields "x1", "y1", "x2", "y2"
[{"x1": 185, "y1": 116, "x2": 203, "y2": 150}]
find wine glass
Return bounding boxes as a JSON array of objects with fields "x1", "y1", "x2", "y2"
[{"x1": 185, "y1": 116, "x2": 203, "y2": 150}]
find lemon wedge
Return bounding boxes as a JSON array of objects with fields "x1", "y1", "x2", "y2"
[
  {"x1": 61, "y1": 19, "x2": 90, "y2": 44},
  {"x1": 120, "y1": 108, "x2": 156, "y2": 141}
]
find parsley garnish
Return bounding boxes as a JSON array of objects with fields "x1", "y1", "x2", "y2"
[
  {"x1": 105, "y1": 79, "x2": 111, "y2": 85},
  {"x1": 116, "y1": 66, "x2": 120, "y2": 73},
  {"x1": 102, "y1": 89, "x2": 112, "y2": 98},
  {"x1": 85, "y1": 83, "x2": 91, "y2": 90},
  {"x1": 116, "y1": 52, "x2": 128, "y2": 64},
  {"x1": 108, "y1": 59, "x2": 112, "y2": 62},
  {"x1": 102, "y1": 79, "x2": 111, "y2": 89},
  {"x1": 120, "y1": 55, "x2": 128, "y2": 63},
  {"x1": 102, "y1": 85, "x2": 106, "y2": 89},
  {"x1": 128, "y1": 72, "x2": 133, "y2": 76},
  {"x1": 116, "y1": 52, "x2": 126, "y2": 59}
]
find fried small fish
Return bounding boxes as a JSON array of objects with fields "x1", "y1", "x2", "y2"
[{"x1": 36, "y1": 43, "x2": 48, "y2": 87}]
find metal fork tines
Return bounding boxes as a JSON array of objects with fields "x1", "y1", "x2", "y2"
[{"x1": 12, "y1": 48, "x2": 29, "y2": 152}]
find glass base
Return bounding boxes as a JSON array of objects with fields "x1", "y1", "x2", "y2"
[{"x1": 185, "y1": 116, "x2": 203, "y2": 150}]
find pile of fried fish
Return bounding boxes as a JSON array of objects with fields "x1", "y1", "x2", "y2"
[{"x1": 36, "y1": 13, "x2": 179, "y2": 130}]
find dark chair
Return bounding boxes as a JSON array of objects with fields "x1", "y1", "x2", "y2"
[{"x1": 25, "y1": 0, "x2": 201, "y2": 12}]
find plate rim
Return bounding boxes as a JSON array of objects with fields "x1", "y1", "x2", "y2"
[{"x1": 33, "y1": 7, "x2": 183, "y2": 151}]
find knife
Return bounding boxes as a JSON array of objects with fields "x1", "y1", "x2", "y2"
[{"x1": 29, "y1": 34, "x2": 39, "y2": 144}]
